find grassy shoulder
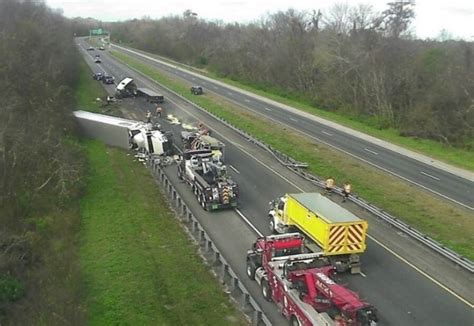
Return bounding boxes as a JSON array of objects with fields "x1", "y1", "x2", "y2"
[
  {"x1": 116, "y1": 45, "x2": 474, "y2": 171},
  {"x1": 80, "y1": 140, "x2": 245, "y2": 325},
  {"x1": 75, "y1": 59, "x2": 107, "y2": 113},
  {"x1": 111, "y1": 50, "x2": 474, "y2": 260}
]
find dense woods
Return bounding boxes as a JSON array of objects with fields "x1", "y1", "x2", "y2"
[
  {"x1": 0, "y1": 0, "x2": 85, "y2": 323},
  {"x1": 98, "y1": 2, "x2": 473, "y2": 148}
]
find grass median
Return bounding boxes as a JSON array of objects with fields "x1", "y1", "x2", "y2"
[
  {"x1": 111, "y1": 50, "x2": 474, "y2": 260},
  {"x1": 80, "y1": 140, "x2": 245, "y2": 325}
]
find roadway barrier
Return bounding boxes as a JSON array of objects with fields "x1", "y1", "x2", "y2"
[
  {"x1": 148, "y1": 158, "x2": 271, "y2": 326},
  {"x1": 116, "y1": 53, "x2": 474, "y2": 274}
]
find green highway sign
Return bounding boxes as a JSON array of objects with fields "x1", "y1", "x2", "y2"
[{"x1": 90, "y1": 28, "x2": 107, "y2": 35}]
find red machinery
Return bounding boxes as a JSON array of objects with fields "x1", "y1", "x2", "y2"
[{"x1": 246, "y1": 233, "x2": 378, "y2": 326}]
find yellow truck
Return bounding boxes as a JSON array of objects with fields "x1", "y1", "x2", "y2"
[{"x1": 268, "y1": 192, "x2": 367, "y2": 273}]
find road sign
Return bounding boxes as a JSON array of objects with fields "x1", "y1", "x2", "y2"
[{"x1": 90, "y1": 28, "x2": 106, "y2": 35}]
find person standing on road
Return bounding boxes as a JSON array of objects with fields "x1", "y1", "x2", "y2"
[
  {"x1": 155, "y1": 106, "x2": 163, "y2": 118},
  {"x1": 342, "y1": 181, "x2": 351, "y2": 202},
  {"x1": 324, "y1": 176, "x2": 335, "y2": 195},
  {"x1": 146, "y1": 110, "x2": 152, "y2": 123}
]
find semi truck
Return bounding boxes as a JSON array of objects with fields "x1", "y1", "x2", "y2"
[
  {"x1": 268, "y1": 193, "x2": 368, "y2": 273},
  {"x1": 177, "y1": 149, "x2": 238, "y2": 211},
  {"x1": 246, "y1": 233, "x2": 378, "y2": 326},
  {"x1": 136, "y1": 87, "x2": 164, "y2": 103}
]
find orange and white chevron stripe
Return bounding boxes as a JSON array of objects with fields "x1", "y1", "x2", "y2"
[{"x1": 328, "y1": 223, "x2": 364, "y2": 253}]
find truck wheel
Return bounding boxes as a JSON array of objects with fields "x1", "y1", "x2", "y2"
[
  {"x1": 290, "y1": 316, "x2": 300, "y2": 326},
  {"x1": 269, "y1": 218, "x2": 276, "y2": 234},
  {"x1": 201, "y1": 195, "x2": 208, "y2": 211},
  {"x1": 261, "y1": 279, "x2": 272, "y2": 302},
  {"x1": 246, "y1": 260, "x2": 256, "y2": 280}
]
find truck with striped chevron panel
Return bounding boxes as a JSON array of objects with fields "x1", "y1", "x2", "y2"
[{"x1": 268, "y1": 193, "x2": 368, "y2": 274}]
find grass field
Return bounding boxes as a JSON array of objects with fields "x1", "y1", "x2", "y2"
[
  {"x1": 118, "y1": 45, "x2": 474, "y2": 171},
  {"x1": 79, "y1": 140, "x2": 245, "y2": 325},
  {"x1": 111, "y1": 50, "x2": 474, "y2": 260}
]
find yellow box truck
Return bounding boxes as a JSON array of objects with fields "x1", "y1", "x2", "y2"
[{"x1": 268, "y1": 192, "x2": 367, "y2": 273}]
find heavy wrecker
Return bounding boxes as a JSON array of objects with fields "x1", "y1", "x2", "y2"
[
  {"x1": 246, "y1": 233, "x2": 378, "y2": 326},
  {"x1": 177, "y1": 149, "x2": 238, "y2": 211}
]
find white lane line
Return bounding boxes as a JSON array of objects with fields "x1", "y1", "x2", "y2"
[
  {"x1": 360, "y1": 272, "x2": 367, "y2": 278},
  {"x1": 202, "y1": 82, "x2": 207, "y2": 85},
  {"x1": 228, "y1": 92, "x2": 233, "y2": 96},
  {"x1": 229, "y1": 165, "x2": 240, "y2": 174},
  {"x1": 421, "y1": 171, "x2": 441, "y2": 181},
  {"x1": 244, "y1": 99, "x2": 250, "y2": 103},
  {"x1": 213, "y1": 86, "x2": 218, "y2": 89},
  {"x1": 235, "y1": 208, "x2": 263, "y2": 237},
  {"x1": 191, "y1": 77, "x2": 195, "y2": 80},
  {"x1": 364, "y1": 148, "x2": 379, "y2": 156},
  {"x1": 322, "y1": 131, "x2": 333, "y2": 136},
  {"x1": 290, "y1": 117, "x2": 298, "y2": 122},
  {"x1": 264, "y1": 107, "x2": 272, "y2": 111},
  {"x1": 368, "y1": 234, "x2": 473, "y2": 308}
]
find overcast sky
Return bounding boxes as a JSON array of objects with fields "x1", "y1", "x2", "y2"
[{"x1": 46, "y1": 0, "x2": 474, "y2": 40}]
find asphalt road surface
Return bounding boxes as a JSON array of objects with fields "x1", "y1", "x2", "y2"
[
  {"x1": 111, "y1": 44, "x2": 474, "y2": 211},
  {"x1": 78, "y1": 40, "x2": 474, "y2": 325}
]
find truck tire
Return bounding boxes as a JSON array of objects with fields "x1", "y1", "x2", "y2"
[
  {"x1": 290, "y1": 316, "x2": 300, "y2": 326},
  {"x1": 246, "y1": 260, "x2": 256, "y2": 280},
  {"x1": 261, "y1": 279, "x2": 272, "y2": 302},
  {"x1": 269, "y1": 217, "x2": 276, "y2": 234},
  {"x1": 201, "y1": 195, "x2": 208, "y2": 211}
]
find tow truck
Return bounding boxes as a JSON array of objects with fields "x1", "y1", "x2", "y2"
[
  {"x1": 177, "y1": 149, "x2": 238, "y2": 210},
  {"x1": 246, "y1": 233, "x2": 377, "y2": 326}
]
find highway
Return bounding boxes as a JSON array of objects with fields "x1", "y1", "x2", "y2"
[
  {"x1": 78, "y1": 40, "x2": 474, "y2": 325},
  {"x1": 111, "y1": 44, "x2": 474, "y2": 211}
]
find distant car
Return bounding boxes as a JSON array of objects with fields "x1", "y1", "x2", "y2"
[
  {"x1": 94, "y1": 54, "x2": 100, "y2": 58},
  {"x1": 102, "y1": 75, "x2": 115, "y2": 84},
  {"x1": 92, "y1": 72, "x2": 104, "y2": 80},
  {"x1": 94, "y1": 57, "x2": 101, "y2": 63},
  {"x1": 87, "y1": 47, "x2": 94, "y2": 51},
  {"x1": 99, "y1": 46, "x2": 105, "y2": 51},
  {"x1": 190, "y1": 85, "x2": 203, "y2": 95}
]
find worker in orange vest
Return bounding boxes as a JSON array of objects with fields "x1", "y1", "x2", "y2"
[
  {"x1": 342, "y1": 181, "x2": 351, "y2": 202},
  {"x1": 324, "y1": 176, "x2": 335, "y2": 195}
]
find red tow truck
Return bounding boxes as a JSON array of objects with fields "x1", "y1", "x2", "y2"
[{"x1": 246, "y1": 233, "x2": 378, "y2": 326}]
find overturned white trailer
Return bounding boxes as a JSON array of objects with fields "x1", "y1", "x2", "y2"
[{"x1": 73, "y1": 110, "x2": 172, "y2": 156}]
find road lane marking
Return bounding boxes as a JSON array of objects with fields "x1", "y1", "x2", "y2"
[
  {"x1": 244, "y1": 99, "x2": 250, "y2": 103},
  {"x1": 228, "y1": 92, "x2": 233, "y2": 96},
  {"x1": 368, "y1": 234, "x2": 473, "y2": 308},
  {"x1": 364, "y1": 148, "x2": 379, "y2": 155},
  {"x1": 322, "y1": 131, "x2": 333, "y2": 136},
  {"x1": 360, "y1": 272, "x2": 367, "y2": 278},
  {"x1": 213, "y1": 86, "x2": 218, "y2": 89},
  {"x1": 235, "y1": 208, "x2": 263, "y2": 237},
  {"x1": 421, "y1": 171, "x2": 440, "y2": 181},
  {"x1": 290, "y1": 118, "x2": 298, "y2": 122},
  {"x1": 264, "y1": 107, "x2": 272, "y2": 111},
  {"x1": 229, "y1": 165, "x2": 240, "y2": 174}
]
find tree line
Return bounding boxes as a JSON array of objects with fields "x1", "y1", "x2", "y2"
[
  {"x1": 79, "y1": 2, "x2": 473, "y2": 148},
  {"x1": 0, "y1": 0, "x2": 85, "y2": 323}
]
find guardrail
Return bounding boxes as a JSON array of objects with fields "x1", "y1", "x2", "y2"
[
  {"x1": 148, "y1": 158, "x2": 271, "y2": 326},
  {"x1": 116, "y1": 53, "x2": 474, "y2": 274}
]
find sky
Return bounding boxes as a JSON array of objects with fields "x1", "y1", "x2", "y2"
[{"x1": 45, "y1": 0, "x2": 474, "y2": 40}]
